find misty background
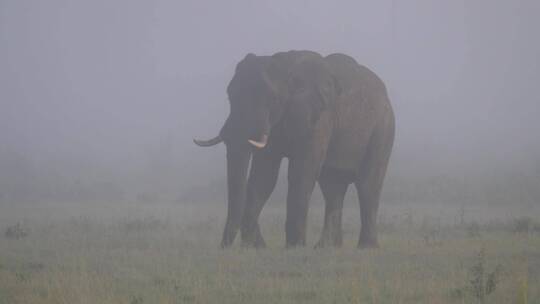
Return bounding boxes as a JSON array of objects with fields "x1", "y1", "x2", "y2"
[{"x1": 1, "y1": 0, "x2": 538, "y2": 208}]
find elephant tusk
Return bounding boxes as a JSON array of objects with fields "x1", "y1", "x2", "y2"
[
  {"x1": 248, "y1": 135, "x2": 268, "y2": 149},
  {"x1": 193, "y1": 135, "x2": 223, "y2": 147}
]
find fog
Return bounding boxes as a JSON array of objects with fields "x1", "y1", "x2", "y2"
[{"x1": 1, "y1": 0, "x2": 539, "y2": 207}]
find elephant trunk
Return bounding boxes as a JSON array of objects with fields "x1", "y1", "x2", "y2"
[
  {"x1": 213, "y1": 112, "x2": 269, "y2": 247},
  {"x1": 221, "y1": 143, "x2": 251, "y2": 248}
]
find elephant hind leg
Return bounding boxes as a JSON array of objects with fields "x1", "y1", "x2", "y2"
[
  {"x1": 315, "y1": 168, "x2": 349, "y2": 248},
  {"x1": 355, "y1": 117, "x2": 395, "y2": 249}
]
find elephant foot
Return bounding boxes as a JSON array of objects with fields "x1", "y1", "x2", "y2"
[
  {"x1": 357, "y1": 237, "x2": 379, "y2": 249},
  {"x1": 221, "y1": 231, "x2": 236, "y2": 248},
  {"x1": 314, "y1": 239, "x2": 331, "y2": 249},
  {"x1": 241, "y1": 236, "x2": 266, "y2": 249},
  {"x1": 285, "y1": 243, "x2": 306, "y2": 249},
  {"x1": 221, "y1": 221, "x2": 241, "y2": 248},
  {"x1": 314, "y1": 236, "x2": 342, "y2": 249},
  {"x1": 241, "y1": 225, "x2": 266, "y2": 248},
  {"x1": 285, "y1": 228, "x2": 307, "y2": 248},
  {"x1": 285, "y1": 237, "x2": 307, "y2": 248},
  {"x1": 220, "y1": 239, "x2": 233, "y2": 249},
  {"x1": 314, "y1": 239, "x2": 326, "y2": 249},
  {"x1": 221, "y1": 232, "x2": 239, "y2": 249}
]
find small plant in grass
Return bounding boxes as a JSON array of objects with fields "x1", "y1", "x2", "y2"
[
  {"x1": 517, "y1": 276, "x2": 528, "y2": 304},
  {"x1": 533, "y1": 222, "x2": 540, "y2": 234},
  {"x1": 377, "y1": 214, "x2": 397, "y2": 233},
  {"x1": 467, "y1": 221, "x2": 482, "y2": 238},
  {"x1": 421, "y1": 216, "x2": 443, "y2": 247},
  {"x1": 422, "y1": 229, "x2": 443, "y2": 247},
  {"x1": 14, "y1": 271, "x2": 31, "y2": 282},
  {"x1": 120, "y1": 216, "x2": 168, "y2": 233},
  {"x1": 512, "y1": 217, "x2": 534, "y2": 235},
  {"x1": 4, "y1": 222, "x2": 28, "y2": 240},
  {"x1": 483, "y1": 219, "x2": 507, "y2": 233},
  {"x1": 403, "y1": 209, "x2": 414, "y2": 230},
  {"x1": 457, "y1": 204, "x2": 466, "y2": 226},
  {"x1": 130, "y1": 295, "x2": 144, "y2": 304},
  {"x1": 468, "y1": 248, "x2": 503, "y2": 303}
]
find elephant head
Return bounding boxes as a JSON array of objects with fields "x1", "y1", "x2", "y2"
[{"x1": 194, "y1": 51, "x2": 341, "y2": 247}]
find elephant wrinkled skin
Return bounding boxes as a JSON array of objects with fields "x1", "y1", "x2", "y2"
[{"x1": 194, "y1": 50, "x2": 395, "y2": 249}]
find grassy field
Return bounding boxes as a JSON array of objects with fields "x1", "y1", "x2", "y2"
[{"x1": 0, "y1": 201, "x2": 539, "y2": 304}]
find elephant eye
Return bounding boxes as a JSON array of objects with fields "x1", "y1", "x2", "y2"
[
  {"x1": 267, "y1": 100, "x2": 283, "y2": 123},
  {"x1": 322, "y1": 83, "x2": 331, "y2": 95},
  {"x1": 265, "y1": 98, "x2": 278, "y2": 112},
  {"x1": 290, "y1": 77, "x2": 306, "y2": 92}
]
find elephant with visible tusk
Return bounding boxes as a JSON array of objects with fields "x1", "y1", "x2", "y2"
[{"x1": 194, "y1": 50, "x2": 394, "y2": 249}]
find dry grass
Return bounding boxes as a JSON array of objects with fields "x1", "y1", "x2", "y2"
[{"x1": 0, "y1": 201, "x2": 539, "y2": 303}]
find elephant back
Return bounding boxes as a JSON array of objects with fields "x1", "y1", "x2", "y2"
[{"x1": 325, "y1": 53, "x2": 387, "y2": 100}]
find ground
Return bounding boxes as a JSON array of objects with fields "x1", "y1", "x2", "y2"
[{"x1": 0, "y1": 200, "x2": 539, "y2": 304}]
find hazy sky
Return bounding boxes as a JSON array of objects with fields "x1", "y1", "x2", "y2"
[{"x1": 1, "y1": 0, "x2": 539, "y2": 200}]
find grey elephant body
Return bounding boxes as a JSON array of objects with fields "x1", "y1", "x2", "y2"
[{"x1": 195, "y1": 50, "x2": 394, "y2": 248}]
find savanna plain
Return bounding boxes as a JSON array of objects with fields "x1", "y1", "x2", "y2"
[{"x1": 1, "y1": 200, "x2": 539, "y2": 304}]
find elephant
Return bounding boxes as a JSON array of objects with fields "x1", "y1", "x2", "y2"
[{"x1": 194, "y1": 50, "x2": 394, "y2": 249}]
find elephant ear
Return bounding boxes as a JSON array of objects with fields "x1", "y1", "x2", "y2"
[
  {"x1": 261, "y1": 70, "x2": 280, "y2": 100},
  {"x1": 317, "y1": 74, "x2": 341, "y2": 114},
  {"x1": 236, "y1": 53, "x2": 257, "y2": 72},
  {"x1": 283, "y1": 66, "x2": 342, "y2": 138},
  {"x1": 262, "y1": 58, "x2": 290, "y2": 104},
  {"x1": 308, "y1": 73, "x2": 342, "y2": 126}
]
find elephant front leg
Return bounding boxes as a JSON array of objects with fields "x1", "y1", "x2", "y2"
[
  {"x1": 285, "y1": 145, "x2": 327, "y2": 248},
  {"x1": 240, "y1": 151, "x2": 282, "y2": 248}
]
